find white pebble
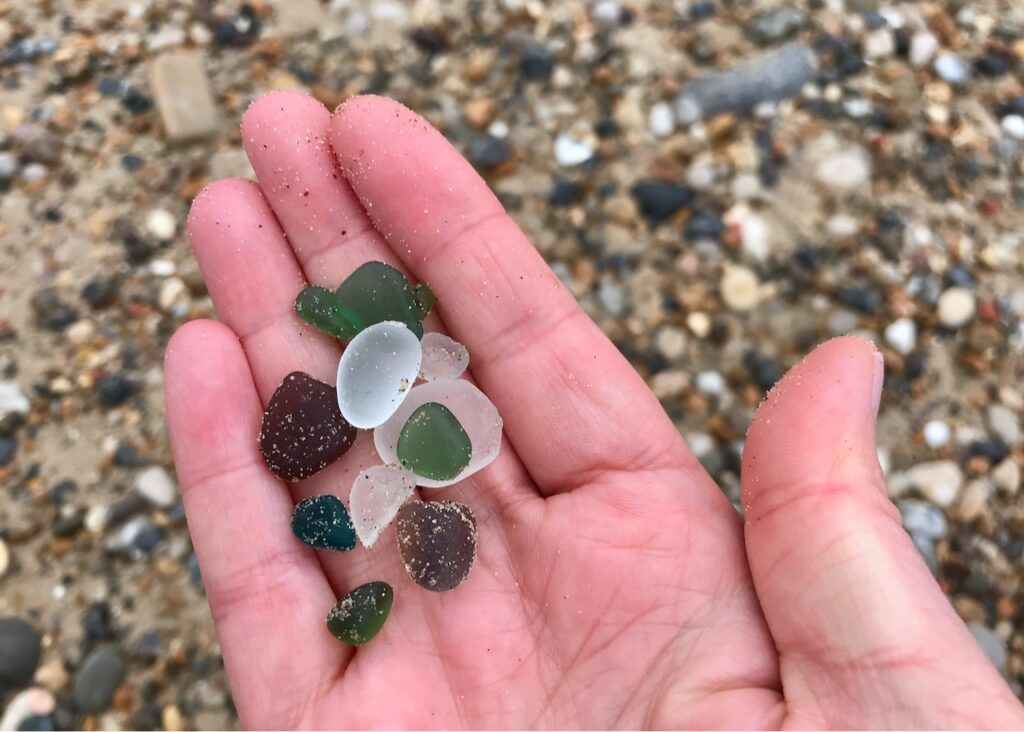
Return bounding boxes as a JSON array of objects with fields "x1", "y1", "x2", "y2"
[
  {"x1": 0, "y1": 688, "x2": 55, "y2": 732},
  {"x1": 66, "y1": 320, "x2": 95, "y2": 346},
  {"x1": 654, "y1": 326, "x2": 687, "y2": 360},
  {"x1": 349, "y1": 465, "x2": 416, "y2": 548},
  {"x1": 374, "y1": 379, "x2": 502, "y2": 488},
  {"x1": 937, "y1": 287, "x2": 975, "y2": 328},
  {"x1": 909, "y1": 31, "x2": 938, "y2": 67},
  {"x1": 986, "y1": 404, "x2": 1021, "y2": 446},
  {"x1": 84, "y1": 505, "x2": 108, "y2": 534},
  {"x1": 884, "y1": 317, "x2": 917, "y2": 355},
  {"x1": 813, "y1": 146, "x2": 871, "y2": 189},
  {"x1": 135, "y1": 466, "x2": 178, "y2": 508},
  {"x1": 146, "y1": 208, "x2": 177, "y2": 241},
  {"x1": 337, "y1": 321, "x2": 422, "y2": 429},
  {"x1": 922, "y1": 420, "x2": 951, "y2": 449},
  {"x1": 158, "y1": 277, "x2": 188, "y2": 312},
  {"x1": 553, "y1": 133, "x2": 594, "y2": 167},
  {"x1": 419, "y1": 332, "x2": 469, "y2": 382},
  {"x1": 899, "y1": 460, "x2": 963, "y2": 507},
  {"x1": 720, "y1": 265, "x2": 761, "y2": 311},
  {"x1": 863, "y1": 27, "x2": 895, "y2": 59},
  {"x1": 0, "y1": 382, "x2": 30, "y2": 417},
  {"x1": 687, "y1": 311, "x2": 711, "y2": 338},
  {"x1": 686, "y1": 432, "x2": 715, "y2": 459},
  {"x1": 1001, "y1": 115, "x2": 1024, "y2": 141},
  {"x1": 934, "y1": 54, "x2": 970, "y2": 85},
  {"x1": 648, "y1": 102, "x2": 675, "y2": 138},
  {"x1": 149, "y1": 259, "x2": 176, "y2": 277},
  {"x1": 0, "y1": 538, "x2": 8, "y2": 578},
  {"x1": 695, "y1": 370, "x2": 725, "y2": 396},
  {"x1": 992, "y1": 459, "x2": 1021, "y2": 495}
]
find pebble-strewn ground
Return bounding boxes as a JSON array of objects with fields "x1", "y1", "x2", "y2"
[{"x1": 0, "y1": 0, "x2": 1022, "y2": 729}]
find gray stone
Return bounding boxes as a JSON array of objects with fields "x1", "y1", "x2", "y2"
[
  {"x1": 889, "y1": 460, "x2": 963, "y2": 507},
  {"x1": 992, "y1": 459, "x2": 1021, "y2": 495},
  {"x1": 72, "y1": 645, "x2": 126, "y2": 713},
  {"x1": 748, "y1": 9, "x2": 805, "y2": 45},
  {"x1": 968, "y1": 623, "x2": 1007, "y2": 673},
  {"x1": 0, "y1": 618, "x2": 42, "y2": 691},
  {"x1": 0, "y1": 382, "x2": 30, "y2": 417},
  {"x1": 898, "y1": 500, "x2": 947, "y2": 540},
  {"x1": 150, "y1": 51, "x2": 219, "y2": 143},
  {"x1": 675, "y1": 43, "x2": 816, "y2": 124},
  {"x1": 934, "y1": 54, "x2": 971, "y2": 85}
]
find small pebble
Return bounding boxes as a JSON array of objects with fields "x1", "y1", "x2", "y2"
[
  {"x1": 922, "y1": 420, "x2": 951, "y2": 449},
  {"x1": 909, "y1": 31, "x2": 938, "y2": 67},
  {"x1": 695, "y1": 370, "x2": 726, "y2": 396},
  {"x1": 898, "y1": 500, "x2": 948, "y2": 540},
  {"x1": 721, "y1": 265, "x2": 761, "y2": 311},
  {"x1": 0, "y1": 539, "x2": 8, "y2": 578},
  {"x1": 145, "y1": 209, "x2": 176, "y2": 240},
  {"x1": 1001, "y1": 115, "x2": 1024, "y2": 141},
  {"x1": 134, "y1": 467, "x2": 177, "y2": 508},
  {"x1": 72, "y1": 645, "x2": 126, "y2": 714},
  {"x1": 0, "y1": 618, "x2": 41, "y2": 692},
  {"x1": 630, "y1": 180, "x2": 693, "y2": 223},
  {"x1": 934, "y1": 54, "x2": 971, "y2": 85},
  {"x1": 0, "y1": 383, "x2": 30, "y2": 417},
  {"x1": 991, "y1": 459, "x2": 1021, "y2": 495},
  {"x1": 396, "y1": 501, "x2": 477, "y2": 592},
  {"x1": 553, "y1": 133, "x2": 594, "y2": 167},
  {"x1": 986, "y1": 404, "x2": 1020, "y2": 446},
  {"x1": 648, "y1": 102, "x2": 675, "y2": 137},
  {"x1": 937, "y1": 287, "x2": 976, "y2": 328},
  {"x1": 884, "y1": 317, "x2": 916, "y2": 355}
]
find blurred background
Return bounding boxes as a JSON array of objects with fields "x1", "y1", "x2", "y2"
[{"x1": 0, "y1": 0, "x2": 1022, "y2": 728}]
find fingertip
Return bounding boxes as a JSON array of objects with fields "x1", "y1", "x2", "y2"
[{"x1": 187, "y1": 178, "x2": 263, "y2": 242}]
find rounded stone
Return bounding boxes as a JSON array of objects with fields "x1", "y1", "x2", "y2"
[
  {"x1": 325, "y1": 582, "x2": 394, "y2": 645},
  {"x1": 0, "y1": 618, "x2": 42, "y2": 691},
  {"x1": 396, "y1": 501, "x2": 477, "y2": 592},
  {"x1": 337, "y1": 321, "x2": 422, "y2": 429},
  {"x1": 72, "y1": 645, "x2": 125, "y2": 713},
  {"x1": 937, "y1": 287, "x2": 975, "y2": 328},
  {"x1": 374, "y1": 380, "x2": 502, "y2": 488}
]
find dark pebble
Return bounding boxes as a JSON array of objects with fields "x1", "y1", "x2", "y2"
[
  {"x1": 0, "y1": 617, "x2": 42, "y2": 691},
  {"x1": 748, "y1": 8, "x2": 805, "y2": 44},
  {"x1": 594, "y1": 118, "x2": 619, "y2": 138},
  {"x1": 946, "y1": 265, "x2": 975, "y2": 288},
  {"x1": 186, "y1": 553, "x2": 203, "y2": 591},
  {"x1": 81, "y1": 277, "x2": 119, "y2": 309},
  {"x1": 120, "y1": 154, "x2": 144, "y2": 172},
  {"x1": 466, "y1": 134, "x2": 510, "y2": 169},
  {"x1": 683, "y1": 212, "x2": 725, "y2": 241},
  {"x1": 132, "y1": 524, "x2": 165, "y2": 554},
  {"x1": 630, "y1": 180, "x2": 694, "y2": 223},
  {"x1": 49, "y1": 479, "x2": 77, "y2": 505},
  {"x1": 105, "y1": 493, "x2": 147, "y2": 528},
  {"x1": 97, "y1": 76, "x2": 124, "y2": 97},
  {"x1": 975, "y1": 51, "x2": 1012, "y2": 77},
  {"x1": 396, "y1": 501, "x2": 477, "y2": 592},
  {"x1": 17, "y1": 716, "x2": 55, "y2": 732},
  {"x1": 0, "y1": 436, "x2": 15, "y2": 466},
  {"x1": 213, "y1": 8, "x2": 261, "y2": 47},
  {"x1": 837, "y1": 286, "x2": 880, "y2": 315},
  {"x1": 95, "y1": 374, "x2": 137, "y2": 407},
  {"x1": 548, "y1": 179, "x2": 580, "y2": 206},
  {"x1": 83, "y1": 602, "x2": 116, "y2": 641},
  {"x1": 410, "y1": 26, "x2": 449, "y2": 53},
  {"x1": 291, "y1": 495, "x2": 356, "y2": 552},
  {"x1": 969, "y1": 441, "x2": 1008, "y2": 463},
  {"x1": 690, "y1": 2, "x2": 715, "y2": 20},
  {"x1": 996, "y1": 96, "x2": 1024, "y2": 118},
  {"x1": 72, "y1": 645, "x2": 126, "y2": 714},
  {"x1": 31, "y1": 288, "x2": 78, "y2": 332},
  {"x1": 520, "y1": 43, "x2": 555, "y2": 80},
  {"x1": 259, "y1": 372, "x2": 357, "y2": 482},
  {"x1": 120, "y1": 87, "x2": 154, "y2": 116},
  {"x1": 132, "y1": 629, "x2": 162, "y2": 661},
  {"x1": 744, "y1": 351, "x2": 781, "y2": 391},
  {"x1": 113, "y1": 442, "x2": 149, "y2": 467},
  {"x1": 51, "y1": 509, "x2": 85, "y2": 538}
]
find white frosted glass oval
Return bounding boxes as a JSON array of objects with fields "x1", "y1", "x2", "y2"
[
  {"x1": 337, "y1": 321, "x2": 422, "y2": 429},
  {"x1": 350, "y1": 465, "x2": 417, "y2": 548},
  {"x1": 419, "y1": 332, "x2": 470, "y2": 381},
  {"x1": 374, "y1": 379, "x2": 502, "y2": 488}
]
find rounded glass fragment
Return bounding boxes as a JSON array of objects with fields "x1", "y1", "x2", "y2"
[
  {"x1": 374, "y1": 380, "x2": 503, "y2": 488},
  {"x1": 337, "y1": 321, "x2": 422, "y2": 429},
  {"x1": 350, "y1": 465, "x2": 417, "y2": 548},
  {"x1": 419, "y1": 332, "x2": 469, "y2": 381}
]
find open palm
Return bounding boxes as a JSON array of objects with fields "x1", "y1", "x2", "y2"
[{"x1": 165, "y1": 92, "x2": 1022, "y2": 730}]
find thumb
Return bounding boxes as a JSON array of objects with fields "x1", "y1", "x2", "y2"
[{"x1": 742, "y1": 335, "x2": 1022, "y2": 728}]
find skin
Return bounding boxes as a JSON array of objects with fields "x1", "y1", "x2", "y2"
[{"x1": 165, "y1": 91, "x2": 1024, "y2": 730}]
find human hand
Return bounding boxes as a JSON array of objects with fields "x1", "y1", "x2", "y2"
[{"x1": 164, "y1": 91, "x2": 1023, "y2": 729}]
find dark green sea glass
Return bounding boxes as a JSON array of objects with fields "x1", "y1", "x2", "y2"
[
  {"x1": 291, "y1": 495, "x2": 356, "y2": 551},
  {"x1": 294, "y1": 285, "x2": 360, "y2": 339},
  {"x1": 326, "y1": 581, "x2": 394, "y2": 645},
  {"x1": 413, "y1": 283, "x2": 436, "y2": 320},
  {"x1": 397, "y1": 402, "x2": 472, "y2": 481},
  {"x1": 334, "y1": 261, "x2": 424, "y2": 339}
]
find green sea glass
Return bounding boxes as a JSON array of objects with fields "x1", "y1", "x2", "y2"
[
  {"x1": 291, "y1": 495, "x2": 356, "y2": 551},
  {"x1": 294, "y1": 286, "x2": 360, "y2": 339},
  {"x1": 396, "y1": 402, "x2": 472, "y2": 481},
  {"x1": 334, "y1": 262, "x2": 424, "y2": 339},
  {"x1": 325, "y1": 581, "x2": 394, "y2": 645}
]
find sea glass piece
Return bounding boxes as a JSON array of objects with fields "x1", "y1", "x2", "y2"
[
  {"x1": 396, "y1": 501, "x2": 476, "y2": 592},
  {"x1": 294, "y1": 285, "x2": 360, "y2": 339},
  {"x1": 419, "y1": 332, "x2": 469, "y2": 381},
  {"x1": 349, "y1": 465, "x2": 417, "y2": 548},
  {"x1": 291, "y1": 495, "x2": 356, "y2": 551},
  {"x1": 325, "y1": 581, "x2": 394, "y2": 645},
  {"x1": 374, "y1": 380, "x2": 502, "y2": 488},
  {"x1": 413, "y1": 283, "x2": 436, "y2": 320},
  {"x1": 336, "y1": 321, "x2": 422, "y2": 429},
  {"x1": 397, "y1": 403, "x2": 472, "y2": 481},
  {"x1": 259, "y1": 372, "x2": 357, "y2": 481},
  {"x1": 335, "y1": 261, "x2": 424, "y2": 339}
]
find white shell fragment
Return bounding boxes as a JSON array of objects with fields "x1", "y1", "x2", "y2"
[
  {"x1": 374, "y1": 380, "x2": 503, "y2": 488},
  {"x1": 419, "y1": 332, "x2": 470, "y2": 382},
  {"x1": 349, "y1": 465, "x2": 417, "y2": 548},
  {"x1": 337, "y1": 321, "x2": 422, "y2": 429}
]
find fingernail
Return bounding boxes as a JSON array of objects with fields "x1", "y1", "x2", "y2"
[{"x1": 871, "y1": 351, "x2": 884, "y2": 417}]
